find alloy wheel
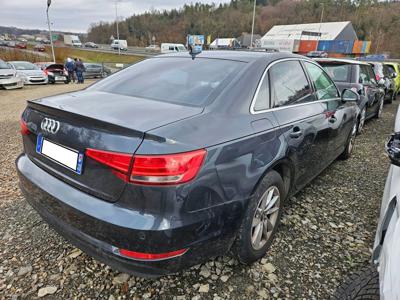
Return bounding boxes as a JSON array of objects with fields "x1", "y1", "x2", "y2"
[
  {"x1": 251, "y1": 186, "x2": 280, "y2": 250},
  {"x1": 378, "y1": 100, "x2": 384, "y2": 118},
  {"x1": 358, "y1": 108, "x2": 366, "y2": 134},
  {"x1": 348, "y1": 124, "x2": 357, "y2": 154}
]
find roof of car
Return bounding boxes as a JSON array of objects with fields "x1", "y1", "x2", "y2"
[
  {"x1": 314, "y1": 58, "x2": 370, "y2": 66},
  {"x1": 156, "y1": 50, "x2": 304, "y2": 63}
]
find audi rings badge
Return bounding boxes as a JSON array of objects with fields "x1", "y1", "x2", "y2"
[{"x1": 41, "y1": 118, "x2": 60, "y2": 134}]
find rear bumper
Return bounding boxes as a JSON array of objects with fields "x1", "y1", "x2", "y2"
[{"x1": 16, "y1": 154, "x2": 238, "y2": 276}]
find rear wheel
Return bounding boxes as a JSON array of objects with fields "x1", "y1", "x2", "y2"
[
  {"x1": 234, "y1": 170, "x2": 285, "y2": 264},
  {"x1": 333, "y1": 265, "x2": 379, "y2": 300}
]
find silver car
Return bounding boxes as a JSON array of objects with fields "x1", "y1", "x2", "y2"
[
  {"x1": 0, "y1": 59, "x2": 23, "y2": 90},
  {"x1": 334, "y1": 106, "x2": 400, "y2": 299},
  {"x1": 8, "y1": 61, "x2": 48, "y2": 85}
]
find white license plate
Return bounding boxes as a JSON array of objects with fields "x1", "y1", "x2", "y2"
[
  {"x1": 55, "y1": 76, "x2": 65, "y2": 81},
  {"x1": 36, "y1": 135, "x2": 84, "y2": 174}
]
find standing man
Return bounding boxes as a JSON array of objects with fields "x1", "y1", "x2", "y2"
[
  {"x1": 65, "y1": 58, "x2": 76, "y2": 83},
  {"x1": 75, "y1": 59, "x2": 86, "y2": 84}
]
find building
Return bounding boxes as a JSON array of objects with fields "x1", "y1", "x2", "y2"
[
  {"x1": 262, "y1": 21, "x2": 357, "y2": 41},
  {"x1": 258, "y1": 21, "x2": 370, "y2": 56}
]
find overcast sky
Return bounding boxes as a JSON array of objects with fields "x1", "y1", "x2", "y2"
[{"x1": 0, "y1": 0, "x2": 230, "y2": 33}]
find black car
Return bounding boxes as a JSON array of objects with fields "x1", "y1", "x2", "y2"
[
  {"x1": 17, "y1": 51, "x2": 359, "y2": 277},
  {"x1": 317, "y1": 58, "x2": 385, "y2": 134},
  {"x1": 35, "y1": 63, "x2": 70, "y2": 84},
  {"x1": 84, "y1": 42, "x2": 99, "y2": 49},
  {"x1": 369, "y1": 62, "x2": 397, "y2": 103}
]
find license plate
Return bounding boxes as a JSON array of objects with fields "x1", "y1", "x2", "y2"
[
  {"x1": 55, "y1": 76, "x2": 65, "y2": 81},
  {"x1": 36, "y1": 135, "x2": 84, "y2": 174}
]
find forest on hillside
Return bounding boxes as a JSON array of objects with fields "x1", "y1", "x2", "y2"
[{"x1": 87, "y1": 0, "x2": 400, "y2": 56}]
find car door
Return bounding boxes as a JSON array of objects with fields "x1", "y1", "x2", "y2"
[
  {"x1": 303, "y1": 61, "x2": 355, "y2": 160},
  {"x1": 268, "y1": 59, "x2": 331, "y2": 190},
  {"x1": 359, "y1": 64, "x2": 380, "y2": 117}
]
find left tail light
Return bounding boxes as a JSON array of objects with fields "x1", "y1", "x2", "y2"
[
  {"x1": 20, "y1": 118, "x2": 30, "y2": 135},
  {"x1": 85, "y1": 148, "x2": 206, "y2": 185}
]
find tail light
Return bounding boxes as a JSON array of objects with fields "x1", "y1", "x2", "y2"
[
  {"x1": 130, "y1": 149, "x2": 206, "y2": 185},
  {"x1": 20, "y1": 118, "x2": 30, "y2": 135},
  {"x1": 43, "y1": 69, "x2": 48, "y2": 76},
  {"x1": 376, "y1": 74, "x2": 381, "y2": 81},
  {"x1": 63, "y1": 68, "x2": 68, "y2": 76},
  {"x1": 85, "y1": 148, "x2": 206, "y2": 185}
]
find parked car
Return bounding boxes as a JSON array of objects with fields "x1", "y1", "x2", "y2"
[
  {"x1": 369, "y1": 62, "x2": 397, "y2": 103},
  {"x1": 145, "y1": 44, "x2": 160, "y2": 52},
  {"x1": 8, "y1": 61, "x2": 48, "y2": 85},
  {"x1": 83, "y1": 63, "x2": 111, "y2": 79},
  {"x1": 15, "y1": 42, "x2": 27, "y2": 49},
  {"x1": 384, "y1": 62, "x2": 400, "y2": 97},
  {"x1": 34, "y1": 44, "x2": 46, "y2": 52},
  {"x1": 5, "y1": 41, "x2": 16, "y2": 48},
  {"x1": 0, "y1": 59, "x2": 24, "y2": 90},
  {"x1": 84, "y1": 42, "x2": 99, "y2": 49},
  {"x1": 17, "y1": 51, "x2": 359, "y2": 277},
  {"x1": 334, "y1": 106, "x2": 400, "y2": 300},
  {"x1": 316, "y1": 58, "x2": 385, "y2": 134},
  {"x1": 35, "y1": 62, "x2": 70, "y2": 84}
]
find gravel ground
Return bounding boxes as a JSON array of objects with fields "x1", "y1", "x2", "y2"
[{"x1": 0, "y1": 84, "x2": 398, "y2": 299}]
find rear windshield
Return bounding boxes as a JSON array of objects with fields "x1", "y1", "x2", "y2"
[
  {"x1": 320, "y1": 64, "x2": 351, "y2": 82},
  {"x1": 90, "y1": 57, "x2": 244, "y2": 106}
]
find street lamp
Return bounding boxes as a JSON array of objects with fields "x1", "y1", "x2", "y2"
[
  {"x1": 46, "y1": 0, "x2": 56, "y2": 62},
  {"x1": 250, "y1": 0, "x2": 256, "y2": 48},
  {"x1": 115, "y1": 0, "x2": 121, "y2": 55}
]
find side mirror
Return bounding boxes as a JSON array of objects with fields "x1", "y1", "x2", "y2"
[
  {"x1": 391, "y1": 72, "x2": 398, "y2": 79},
  {"x1": 386, "y1": 133, "x2": 400, "y2": 167},
  {"x1": 341, "y1": 89, "x2": 359, "y2": 102}
]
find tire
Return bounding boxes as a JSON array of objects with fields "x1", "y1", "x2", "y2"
[
  {"x1": 333, "y1": 265, "x2": 379, "y2": 300},
  {"x1": 386, "y1": 91, "x2": 393, "y2": 104},
  {"x1": 375, "y1": 98, "x2": 384, "y2": 119},
  {"x1": 234, "y1": 170, "x2": 285, "y2": 264},
  {"x1": 340, "y1": 122, "x2": 357, "y2": 160},
  {"x1": 357, "y1": 107, "x2": 366, "y2": 135}
]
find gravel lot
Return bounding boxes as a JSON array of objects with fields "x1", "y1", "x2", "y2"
[{"x1": 0, "y1": 84, "x2": 398, "y2": 299}]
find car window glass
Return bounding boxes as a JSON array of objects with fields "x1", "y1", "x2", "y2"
[
  {"x1": 92, "y1": 57, "x2": 244, "y2": 107},
  {"x1": 387, "y1": 65, "x2": 395, "y2": 74},
  {"x1": 383, "y1": 65, "x2": 390, "y2": 77},
  {"x1": 304, "y1": 62, "x2": 339, "y2": 100},
  {"x1": 269, "y1": 60, "x2": 312, "y2": 107},
  {"x1": 322, "y1": 64, "x2": 350, "y2": 82},
  {"x1": 359, "y1": 65, "x2": 372, "y2": 84},
  {"x1": 253, "y1": 73, "x2": 270, "y2": 111}
]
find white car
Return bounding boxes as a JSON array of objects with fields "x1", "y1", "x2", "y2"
[
  {"x1": 145, "y1": 44, "x2": 160, "y2": 52},
  {"x1": 334, "y1": 106, "x2": 400, "y2": 299},
  {"x1": 8, "y1": 61, "x2": 48, "y2": 85},
  {"x1": 160, "y1": 43, "x2": 187, "y2": 54},
  {"x1": 0, "y1": 59, "x2": 24, "y2": 90}
]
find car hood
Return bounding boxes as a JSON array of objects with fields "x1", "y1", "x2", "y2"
[
  {"x1": 17, "y1": 70, "x2": 44, "y2": 76},
  {"x1": 0, "y1": 69, "x2": 15, "y2": 76},
  {"x1": 30, "y1": 90, "x2": 204, "y2": 132}
]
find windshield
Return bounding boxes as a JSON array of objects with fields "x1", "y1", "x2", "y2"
[
  {"x1": 90, "y1": 57, "x2": 244, "y2": 106},
  {"x1": 0, "y1": 60, "x2": 10, "y2": 69},
  {"x1": 11, "y1": 62, "x2": 39, "y2": 70},
  {"x1": 321, "y1": 64, "x2": 351, "y2": 82}
]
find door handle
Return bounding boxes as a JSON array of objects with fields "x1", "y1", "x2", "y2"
[
  {"x1": 329, "y1": 115, "x2": 337, "y2": 123},
  {"x1": 289, "y1": 127, "x2": 303, "y2": 138}
]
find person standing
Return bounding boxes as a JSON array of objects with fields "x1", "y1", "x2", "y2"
[
  {"x1": 75, "y1": 59, "x2": 86, "y2": 84},
  {"x1": 65, "y1": 58, "x2": 76, "y2": 83}
]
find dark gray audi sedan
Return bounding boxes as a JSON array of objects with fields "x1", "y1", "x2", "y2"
[{"x1": 17, "y1": 51, "x2": 359, "y2": 277}]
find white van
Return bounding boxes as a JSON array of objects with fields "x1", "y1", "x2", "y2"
[
  {"x1": 111, "y1": 40, "x2": 128, "y2": 51},
  {"x1": 161, "y1": 43, "x2": 187, "y2": 54}
]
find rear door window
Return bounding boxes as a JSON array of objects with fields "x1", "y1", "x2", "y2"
[
  {"x1": 304, "y1": 62, "x2": 339, "y2": 100},
  {"x1": 269, "y1": 60, "x2": 312, "y2": 107},
  {"x1": 253, "y1": 73, "x2": 270, "y2": 111},
  {"x1": 321, "y1": 64, "x2": 351, "y2": 82}
]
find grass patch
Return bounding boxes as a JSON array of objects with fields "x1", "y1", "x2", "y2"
[{"x1": 0, "y1": 46, "x2": 143, "y2": 65}]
